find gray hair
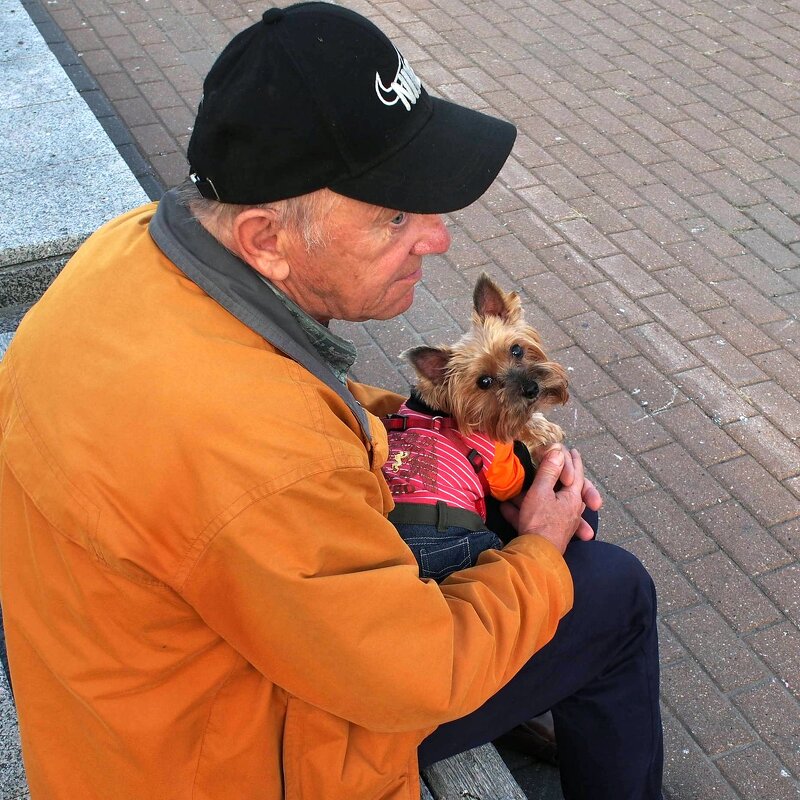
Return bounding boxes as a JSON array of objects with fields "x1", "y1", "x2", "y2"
[{"x1": 175, "y1": 180, "x2": 340, "y2": 252}]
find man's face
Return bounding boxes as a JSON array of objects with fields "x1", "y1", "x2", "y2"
[{"x1": 276, "y1": 195, "x2": 452, "y2": 323}]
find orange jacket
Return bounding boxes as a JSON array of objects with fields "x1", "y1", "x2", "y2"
[{"x1": 0, "y1": 202, "x2": 573, "y2": 800}]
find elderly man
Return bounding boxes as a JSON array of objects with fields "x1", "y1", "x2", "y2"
[{"x1": 0, "y1": 3, "x2": 662, "y2": 799}]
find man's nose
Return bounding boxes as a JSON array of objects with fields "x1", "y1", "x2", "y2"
[{"x1": 412, "y1": 215, "x2": 451, "y2": 256}]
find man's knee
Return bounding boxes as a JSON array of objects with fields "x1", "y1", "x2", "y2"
[{"x1": 566, "y1": 540, "x2": 657, "y2": 627}]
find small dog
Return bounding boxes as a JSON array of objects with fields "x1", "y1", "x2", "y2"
[{"x1": 382, "y1": 273, "x2": 569, "y2": 581}]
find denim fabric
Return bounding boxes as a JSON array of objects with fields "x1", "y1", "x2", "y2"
[{"x1": 394, "y1": 523, "x2": 503, "y2": 582}]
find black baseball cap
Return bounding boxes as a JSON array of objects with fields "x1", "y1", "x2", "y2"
[{"x1": 187, "y1": 2, "x2": 516, "y2": 214}]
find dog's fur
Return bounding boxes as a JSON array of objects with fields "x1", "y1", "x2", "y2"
[{"x1": 403, "y1": 273, "x2": 569, "y2": 453}]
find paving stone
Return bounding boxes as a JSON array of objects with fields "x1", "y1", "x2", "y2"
[
  {"x1": 624, "y1": 536, "x2": 701, "y2": 615},
  {"x1": 610, "y1": 229, "x2": 679, "y2": 272},
  {"x1": 718, "y1": 743, "x2": 800, "y2": 800},
  {"x1": 661, "y1": 709, "x2": 739, "y2": 800},
  {"x1": 724, "y1": 416, "x2": 800, "y2": 482},
  {"x1": 625, "y1": 489, "x2": 717, "y2": 563},
  {"x1": 501, "y1": 209, "x2": 562, "y2": 251},
  {"x1": 657, "y1": 619, "x2": 686, "y2": 667},
  {"x1": 684, "y1": 550, "x2": 783, "y2": 634},
  {"x1": 762, "y1": 316, "x2": 800, "y2": 359},
  {"x1": 564, "y1": 194, "x2": 632, "y2": 235},
  {"x1": 653, "y1": 267, "x2": 723, "y2": 313},
  {"x1": 742, "y1": 381, "x2": 800, "y2": 439},
  {"x1": 626, "y1": 323, "x2": 703, "y2": 374},
  {"x1": 693, "y1": 192, "x2": 754, "y2": 232},
  {"x1": 637, "y1": 182, "x2": 698, "y2": 221},
  {"x1": 583, "y1": 172, "x2": 643, "y2": 211},
  {"x1": 770, "y1": 517, "x2": 800, "y2": 560},
  {"x1": 731, "y1": 679, "x2": 800, "y2": 777},
  {"x1": 654, "y1": 401, "x2": 742, "y2": 469},
  {"x1": 547, "y1": 392, "x2": 606, "y2": 444},
  {"x1": 752, "y1": 176, "x2": 800, "y2": 216},
  {"x1": 737, "y1": 229, "x2": 800, "y2": 271},
  {"x1": 695, "y1": 499, "x2": 794, "y2": 578},
  {"x1": 710, "y1": 455, "x2": 800, "y2": 528},
  {"x1": 746, "y1": 202, "x2": 800, "y2": 245},
  {"x1": 517, "y1": 297, "x2": 574, "y2": 353},
  {"x1": 651, "y1": 159, "x2": 710, "y2": 197},
  {"x1": 478, "y1": 231, "x2": 545, "y2": 282},
  {"x1": 687, "y1": 336, "x2": 768, "y2": 388},
  {"x1": 449, "y1": 202, "x2": 510, "y2": 244},
  {"x1": 350, "y1": 343, "x2": 407, "y2": 396},
  {"x1": 578, "y1": 434, "x2": 656, "y2": 501},
  {"x1": 714, "y1": 276, "x2": 788, "y2": 325},
  {"x1": 604, "y1": 355, "x2": 686, "y2": 414},
  {"x1": 516, "y1": 185, "x2": 580, "y2": 225},
  {"x1": 623, "y1": 206, "x2": 691, "y2": 246},
  {"x1": 556, "y1": 345, "x2": 618, "y2": 402},
  {"x1": 640, "y1": 442, "x2": 730, "y2": 511},
  {"x1": 402, "y1": 282, "x2": 460, "y2": 338},
  {"x1": 757, "y1": 564, "x2": 800, "y2": 629},
  {"x1": 593, "y1": 253, "x2": 662, "y2": 299},
  {"x1": 665, "y1": 604, "x2": 768, "y2": 693},
  {"x1": 534, "y1": 170, "x2": 595, "y2": 205},
  {"x1": 669, "y1": 240, "x2": 737, "y2": 283},
  {"x1": 577, "y1": 280, "x2": 652, "y2": 331},
  {"x1": 521, "y1": 272, "x2": 588, "y2": 321},
  {"x1": 701, "y1": 307, "x2": 779, "y2": 356},
  {"x1": 587, "y1": 391, "x2": 674, "y2": 455},
  {"x1": 535, "y1": 244, "x2": 603, "y2": 289},
  {"x1": 725, "y1": 252, "x2": 798, "y2": 298},
  {"x1": 561, "y1": 311, "x2": 639, "y2": 365}
]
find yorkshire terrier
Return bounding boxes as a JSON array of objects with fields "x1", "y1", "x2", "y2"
[{"x1": 381, "y1": 273, "x2": 569, "y2": 582}]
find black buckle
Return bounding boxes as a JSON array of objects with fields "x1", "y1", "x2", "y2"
[{"x1": 466, "y1": 448, "x2": 484, "y2": 474}]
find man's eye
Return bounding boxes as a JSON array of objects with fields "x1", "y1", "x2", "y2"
[{"x1": 390, "y1": 212, "x2": 407, "y2": 226}]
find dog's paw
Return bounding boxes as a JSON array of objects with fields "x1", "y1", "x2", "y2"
[{"x1": 523, "y1": 414, "x2": 565, "y2": 463}]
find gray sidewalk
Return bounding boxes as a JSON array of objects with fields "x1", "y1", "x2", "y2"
[{"x1": 2, "y1": 0, "x2": 800, "y2": 797}]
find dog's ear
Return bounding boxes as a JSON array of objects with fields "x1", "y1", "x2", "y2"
[
  {"x1": 403, "y1": 346, "x2": 452, "y2": 384},
  {"x1": 473, "y1": 273, "x2": 523, "y2": 323}
]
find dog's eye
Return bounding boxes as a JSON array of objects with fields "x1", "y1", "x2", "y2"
[
  {"x1": 477, "y1": 375, "x2": 494, "y2": 390},
  {"x1": 510, "y1": 344, "x2": 524, "y2": 359}
]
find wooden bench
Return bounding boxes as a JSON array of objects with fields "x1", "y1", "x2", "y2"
[{"x1": 422, "y1": 743, "x2": 528, "y2": 799}]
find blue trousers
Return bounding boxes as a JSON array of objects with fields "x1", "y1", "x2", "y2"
[{"x1": 418, "y1": 537, "x2": 664, "y2": 800}]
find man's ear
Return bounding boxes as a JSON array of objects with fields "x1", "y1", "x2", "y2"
[{"x1": 231, "y1": 208, "x2": 290, "y2": 282}]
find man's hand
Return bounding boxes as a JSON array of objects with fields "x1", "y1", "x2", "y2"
[{"x1": 500, "y1": 445, "x2": 602, "y2": 554}]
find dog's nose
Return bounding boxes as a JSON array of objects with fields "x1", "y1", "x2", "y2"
[{"x1": 522, "y1": 381, "x2": 540, "y2": 400}]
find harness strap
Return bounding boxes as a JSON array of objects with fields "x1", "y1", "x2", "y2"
[
  {"x1": 381, "y1": 414, "x2": 491, "y2": 495},
  {"x1": 388, "y1": 501, "x2": 488, "y2": 533}
]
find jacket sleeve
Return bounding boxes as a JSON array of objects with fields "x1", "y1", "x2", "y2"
[
  {"x1": 178, "y1": 460, "x2": 573, "y2": 734},
  {"x1": 485, "y1": 440, "x2": 527, "y2": 501}
]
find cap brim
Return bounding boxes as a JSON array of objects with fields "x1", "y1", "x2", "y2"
[{"x1": 329, "y1": 98, "x2": 517, "y2": 214}]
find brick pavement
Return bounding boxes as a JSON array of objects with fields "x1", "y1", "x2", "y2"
[{"x1": 20, "y1": 0, "x2": 800, "y2": 796}]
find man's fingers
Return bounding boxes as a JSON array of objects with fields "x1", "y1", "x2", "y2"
[
  {"x1": 559, "y1": 444, "x2": 575, "y2": 487},
  {"x1": 582, "y1": 478, "x2": 603, "y2": 511},
  {"x1": 499, "y1": 501, "x2": 520, "y2": 530},
  {"x1": 573, "y1": 518, "x2": 596, "y2": 541},
  {"x1": 532, "y1": 445, "x2": 565, "y2": 490}
]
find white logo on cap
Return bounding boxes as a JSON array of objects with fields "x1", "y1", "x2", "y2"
[{"x1": 375, "y1": 48, "x2": 422, "y2": 112}]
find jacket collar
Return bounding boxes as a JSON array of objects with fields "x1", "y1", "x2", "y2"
[{"x1": 148, "y1": 189, "x2": 370, "y2": 439}]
